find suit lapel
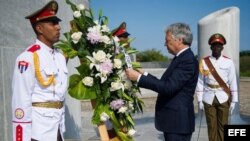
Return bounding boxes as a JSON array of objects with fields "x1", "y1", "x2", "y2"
[
  {"x1": 161, "y1": 48, "x2": 191, "y2": 80},
  {"x1": 161, "y1": 56, "x2": 178, "y2": 79}
]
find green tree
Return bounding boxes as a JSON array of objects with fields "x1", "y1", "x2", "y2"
[
  {"x1": 136, "y1": 49, "x2": 168, "y2": 62},
  {"x1": 240, "y1": 50, "x2": 250, "y2": 56},
  {"x1": 240, "y1": 50, "x2": 250, "y2": 77}
]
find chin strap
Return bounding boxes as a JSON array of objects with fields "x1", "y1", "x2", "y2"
[{"x1": 33, "y1": 52, "x2": 55, "y2": 87}]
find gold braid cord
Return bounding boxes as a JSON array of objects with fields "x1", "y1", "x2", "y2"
[
  {"x1": 199, "y1": 59, "x2": 210, "y2": 76},
  {"x1": 33, "y1": 52, "x2": 55, "y2": 87}
]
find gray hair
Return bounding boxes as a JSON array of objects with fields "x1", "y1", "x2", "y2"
[{"x1": 165, "y1": 23, "x2": 193, "y2": 46}]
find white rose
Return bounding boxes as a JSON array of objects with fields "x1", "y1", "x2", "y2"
[
  {"x1": 73, "y1": 11, "x2": 81, "y2": 18},
  {"x1": 118, "y1": 106, "x2": 128, "y2": 113},
  {"x1": 95, "y1": 72, "x2": 107, "y2": 83},
  {"x1": 113, "y1": 36, "x2": 120, "y2": 46},
  {"x1": 94, "y1": 20, "x2": 99, "y2": 25},
  {"x1": 101, "y1": 35, "x2": 111, "y2": 44},
  {"x1": 124, "y1": 80, "x2": 132, "y2": 89},
  {"x1": 93, "y1": 50, "x2": 106, "y2": 62},
  {"x1": 128, "y1": 102, "x2": 134, "y2": 110},
  {"x1": 77, "y1": 4, "x2": 85, "y2": 11},
  {"x1": 100, "y1": 112, "x2": 110, "y2": 122},
  {"x1": 118, "y1": 71, "x2": 127, "y2": 80},
  {"x1": 71, "y1": 32, "x2": 82, "y2": 44},
  {"x1": 82, "y1": 76, "x2": 94, "y2": 86},
  {"x1": 127, "y1": 129, "x2": 136, "y2": 137},
  {"x1": 114, "y1": 59, "x2": 122, "y2": 69},
  {"x1": 101, "y1": 25, "x2": 110, "y2": 32},
  {"x1": 113, "y1": 36, "x2": 120, "y2": 43},
  {"x1": 110, "y1": 82, "x2": 123, "y2": 91},
  {"x1": 106, "y1": 53, "x2": 112, "y2": 59}
]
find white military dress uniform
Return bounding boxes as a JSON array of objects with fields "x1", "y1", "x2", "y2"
[
  {"x1": 196, "y1": 55, "x2": 238, "y2": 105},
  {"x1": 12, "y1": 39, "x2": 68, "y2": 141}
]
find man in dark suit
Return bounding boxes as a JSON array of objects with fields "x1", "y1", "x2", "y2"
[{"x1": 125, "y1": 23, "x2": 199, "y2": 141}]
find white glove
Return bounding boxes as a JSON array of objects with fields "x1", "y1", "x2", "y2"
[
  {"x1": 198, "y1": 102, "x2": 204, "y2": 111},
  {"x1": 229, "y1": 102, "x2": 236, "y2": 115}
]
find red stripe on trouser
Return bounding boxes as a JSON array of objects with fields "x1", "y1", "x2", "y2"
[{"x1": 16, "y1": 125, "x2": 23, "y2": 141}]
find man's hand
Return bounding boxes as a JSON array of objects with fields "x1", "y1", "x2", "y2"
[
  {"x1": 136, "y1": 68, "x2": 144, "y2": 74},
  {"x1": 125, "y1": 68, "x2": 141, "y2": 81},
  {"x1": 199, "y1": 101, "x2": 204, "y2": 111},
  {"x1": 229, "y1": 102, "x2": 236, "y2": 115}
]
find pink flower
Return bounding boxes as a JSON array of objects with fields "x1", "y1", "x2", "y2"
[
  {"x1": 87, "y1": 25, "x2": 102, "y2": 44},
  {"x1": 110, "y1": 99, "x2": 124, "y2": 110},
  {"x1": 99, "y1": 59, "x2": 113, "y2": 74}
]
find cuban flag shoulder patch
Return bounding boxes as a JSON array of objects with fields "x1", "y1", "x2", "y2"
[{"x1": 18, "y1": 61, "x2": 29, "y2": 73}]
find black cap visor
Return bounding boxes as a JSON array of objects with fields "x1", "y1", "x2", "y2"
[
  {"x1": 38, "y1": 16, "x2": 61, "y2": 24},
  {"x1": 117, "y1": 32, "x2": 130, "y2": 38}
]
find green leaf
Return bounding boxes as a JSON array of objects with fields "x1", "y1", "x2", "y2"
[
  {"x1": 127, "y1": 37, "x2": 135, "y2": 43},
  {"x1": 65, "y1": 0, "x2": 77, "y2": 11},
  {"x1": 100, "y1": 83, "x2": 110, "y2": 101},
  {"x1": 92, "y1": 103, "x2": 110, "y2": 125},
  {"x1": 109, "y1": 111, "x2": 121, "y2": 128},
  {"x1": 132, "y1": 62, "x2": 141, "y2": 68},
  {"x1": 126, "y1": 49, "x2": 139, "y2": 54},
  {"x1": 92, "y1": 102, "x2": 102, "y2": 124},
  {"x1": 63, "y1": 32, "x2": 71, "y2": 40},
  {"x1": 100, "y1": 16, "x2": 108, "y2": 25},
  {"x1": 68, "y1": 74, "x2": 82, "y2": 88},
  {"x1": 75, "y1": 63, "x2": 91, "y2": 76},
  {"x1": 134, "y1": 98, "x2": 144, "y2": 113},
  {"x1": 55, "y1": 36, "x2": 78, "y2": 59},
  {"x1": 98, "y1": 9, "x2": 103, "y2": 21},
  {"x1": 89, "y1": 8, "x2": 94, "y2": 19},
  {"x1": 115, "y1": 53, "x2": 124, "y2": 60},
  {"x1": 122, "y1": 93, "x2": 134, "y2": 102},
  {"x1": 77, "y1": 47, "x2": 89, "y2": 58},
  {"x1": 116, "y1": 131, "x2": 134, "y2": 141},
  {"x1": 68, "y1": 74, "x2": 96, "y2": 100},
  {"x1": 125, "y1": 113, "x2": 135, "y2": 126},
  {"x1": 67, "y1": 50, "x2": 78, "y2": 58}
]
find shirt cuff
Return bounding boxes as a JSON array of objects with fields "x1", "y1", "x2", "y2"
[
  {"x1": 137, "y1": 72, "x2": 148, "y2": 82},
  {"x1": 137, "y1": 74, "x2": 142, "y2": 82}
]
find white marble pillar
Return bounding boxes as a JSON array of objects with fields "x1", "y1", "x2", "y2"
[{"x1": 198, "y1": 7, "x2": 246, "y2": 124}]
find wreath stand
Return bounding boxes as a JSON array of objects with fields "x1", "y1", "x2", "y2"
[{"x1": 91, "y1": 100, "x2": 121, "y2": 141}]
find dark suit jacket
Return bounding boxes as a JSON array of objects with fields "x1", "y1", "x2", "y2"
[{"x1": 138, "y1": 48, "x2": 199, "y2": 134}]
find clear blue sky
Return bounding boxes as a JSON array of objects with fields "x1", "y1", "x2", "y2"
[{"x1": 90, "y1": 0, "x2": 250, "y2": 57}]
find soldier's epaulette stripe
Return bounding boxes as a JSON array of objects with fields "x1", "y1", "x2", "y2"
[
  {"x1": 27, "y1": 44, "x2": 40, "y2": 53},
  {"x1": 223, "y1": 55, "x2": 231, "y2": 59}
]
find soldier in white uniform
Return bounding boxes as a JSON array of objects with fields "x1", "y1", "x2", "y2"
[
  {"x1": 12, "y1": 1, "x2": 68, "y2": 141},
  {"x1": 196, "y1": 33, "x2": 238, "y2": 141}
]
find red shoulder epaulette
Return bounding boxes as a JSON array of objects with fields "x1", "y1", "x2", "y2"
[
  {"x1": 27, "y1": 44, "x2": 40, "y2": 52},
  {"x1": 223, "y1": 55, "x2": 231, "y2": 59}
]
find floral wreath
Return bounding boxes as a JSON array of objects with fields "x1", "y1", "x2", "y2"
[{"x1": 56, "y1": 0, "x2": 144, "y2": 140}]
